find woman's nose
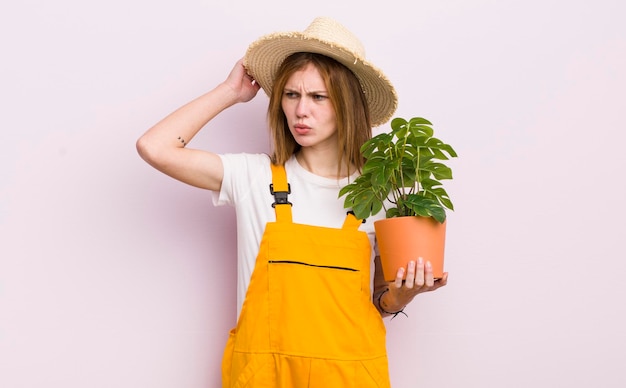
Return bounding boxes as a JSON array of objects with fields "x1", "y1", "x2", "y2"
[{"x1": 295, "y1": 97, "x2": 309, "y2": 117}]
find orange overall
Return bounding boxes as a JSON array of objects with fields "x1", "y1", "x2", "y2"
[{"x1": 221, "y1": 164, "x2": 390, "y2": 387}]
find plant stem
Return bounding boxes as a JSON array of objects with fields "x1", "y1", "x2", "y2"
[
  {"x1": 398, "y1": 129, "x2": 409, "y2": 216},
  {"x1": 415, "y1": 142, "x2": 421, "y2": 195}
]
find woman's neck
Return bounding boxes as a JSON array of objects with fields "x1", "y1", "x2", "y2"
[{"x1": 295, "y1": 149, "x2": 354, "y2": 179}]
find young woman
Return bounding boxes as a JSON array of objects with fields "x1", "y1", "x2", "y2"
[{"x1": 137, "y1": 17, "x2": 448, "y2": 387}]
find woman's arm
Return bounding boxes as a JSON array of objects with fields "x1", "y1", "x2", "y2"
[{"x1": 136, "y1": 58, "x2": 260, "y2": 191}]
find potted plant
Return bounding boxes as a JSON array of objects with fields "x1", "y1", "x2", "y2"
[{"x1": 339, "y1": 116, "x2": 458, "y2": 281}]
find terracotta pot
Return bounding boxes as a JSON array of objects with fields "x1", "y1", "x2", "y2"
[{"x1": 374, "y1": 216, "x2": 446, "y2": 281}]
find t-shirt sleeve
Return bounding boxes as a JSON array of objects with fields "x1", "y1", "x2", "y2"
[{"x1": 211, "y1": 153, "x2": 272, "y2": 207}]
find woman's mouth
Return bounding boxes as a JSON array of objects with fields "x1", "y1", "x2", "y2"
[{"x1": 293, "y1": 124, "x2": 311, "y2": 135}]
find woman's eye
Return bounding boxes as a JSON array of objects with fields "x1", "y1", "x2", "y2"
[
  {"x1": 313, "y1": 94, "x2": 327, "y2": 101},
  {"x1": 284, "y1": 92, "x2": 298, "y2": 98}
]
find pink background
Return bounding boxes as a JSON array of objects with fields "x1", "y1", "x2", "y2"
[{"x1": 1, "y1": 1, "x2": 625, "y2": 387}]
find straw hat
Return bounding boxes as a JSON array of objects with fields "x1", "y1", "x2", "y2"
[{"x1": 243, "y1": 17, "x2": 398, "y2": 127}]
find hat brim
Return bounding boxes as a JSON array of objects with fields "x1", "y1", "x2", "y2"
[{"x1": 244, "y1": 32, "x2": 397, "y2": 127}]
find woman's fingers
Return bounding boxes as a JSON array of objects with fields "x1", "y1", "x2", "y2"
[
  {"x1": 415, "y1": 258, "x2": 425, "y2": 287},
  {"x1": 394, "y1": 267, "x2": 405, "y2": 289},
  {"x1": 424, "y1": 260, "x2": 434, "y2": 287},
  {"x1": 404, "y1": 260, "x2": 415, "y2": 289}
]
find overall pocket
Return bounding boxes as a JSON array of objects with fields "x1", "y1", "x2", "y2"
[{"x1": 267, "y1": 259, "x2": 366, "y2": 358}]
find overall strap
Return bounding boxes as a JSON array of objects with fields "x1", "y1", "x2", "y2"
[
  {"x1": 269, "y1": 163, "x2": 293, "y2": 223},
  {"x1": 342, "y1": 211, "x2": 365, "y2": 230}
]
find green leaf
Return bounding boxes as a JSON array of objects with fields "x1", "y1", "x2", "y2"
[
  {"x1": 386, "y1": 208, "x2": 401, "y2": 218},
  {"x1": 403, "y1": 193, "x2": 447, "y2": 223},
  {"x1": 420, "y1": 178, "x2": 442, "y2": 190},
  {"x1": 390, "y1": 117, "x2": 408, "y2": 131},
  {"x1": 431, "y1": 148, "x2": 449, "y2": 160},
  {"x1": 371, "y1": 166, "x2": 389, "y2": 187},
  {"x1": 338, "y1": 184, "x2": 353, "y2": 198},
  {"x1": 408, "y1": 117, "x2": 433, "y2": 126},
  {"x1": 432, "y1": 165, "x2": 453, "y2": 180},
  {"x1": 428, "y1": 207, "x2": 447, "y2": 223},
  {"x1": 410, "y1": 124, "x2": 434, "y2": 138},
  {"x1": 440, "y1": 143, "x2": 458, "y2": 158}
]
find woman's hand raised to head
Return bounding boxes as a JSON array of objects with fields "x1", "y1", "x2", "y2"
[{"x1": 223, "y1": 58, "x2": 261, "y2": 104}]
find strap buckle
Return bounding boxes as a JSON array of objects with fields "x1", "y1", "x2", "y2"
[{"x1": 270, "y1": 183, "x2": 292, "y2": 208}]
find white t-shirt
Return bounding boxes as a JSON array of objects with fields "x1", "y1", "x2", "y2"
[{"x1": 212, "y1": 153, "x2": 384, "y2": 316}]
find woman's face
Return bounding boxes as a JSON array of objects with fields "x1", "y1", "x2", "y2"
[{"x1": 281, "y1": 63, "x2": 338, "y2": 150}]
